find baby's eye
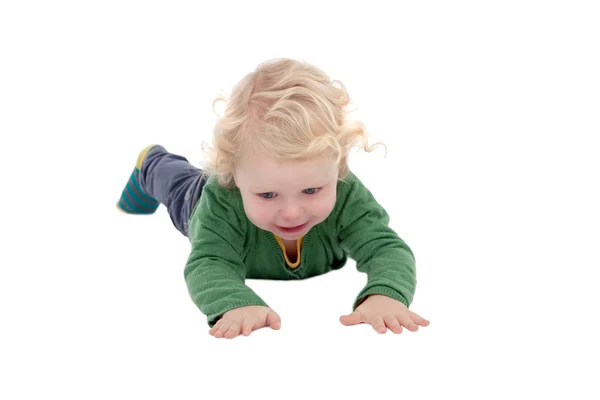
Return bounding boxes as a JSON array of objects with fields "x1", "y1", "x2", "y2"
[
  {"x1": 259, "y1": 192, "x2": 276, "y2": 199},
  {"x1": 303, "y1": 188, "x2": 319, "y2": 195}
]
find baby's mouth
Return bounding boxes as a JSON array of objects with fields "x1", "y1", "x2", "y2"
[{"x1": 276, "y1": 222, "x2": 308, "y2": 233}]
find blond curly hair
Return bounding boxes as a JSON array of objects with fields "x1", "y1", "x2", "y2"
[{"x1": 202, "y1": 58, "x2": 384, "y2": 187}]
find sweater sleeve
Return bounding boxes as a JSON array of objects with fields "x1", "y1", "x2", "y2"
[
  {"x1": 336, "y1": 173, "x2": 416, "y2": 310},
  {"x1": 184, "y1": 180, "x2": 268, "y2": 327}
]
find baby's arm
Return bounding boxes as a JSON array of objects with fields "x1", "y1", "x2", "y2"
[
  {"x1": 337, "y1": 174, "x2": 416, "y2": 308},
  {"x1": 184, "y1": 236, "x2": 280, "y2": 338},
  {"x1": 185, "y1": 232, "x2": 268, "y2": 326},
  {"x1": 184, "y1": 180, "x2": 279, "y2": 338},
  {"x1": 336, "y1": 173, "x2": 428, "y2": 333}
]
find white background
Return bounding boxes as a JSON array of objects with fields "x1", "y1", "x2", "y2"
[{"x1": 1, "y1": 1, "x2": 599, "y2": 398}]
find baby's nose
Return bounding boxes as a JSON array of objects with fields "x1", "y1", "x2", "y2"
[{"x1": 280, "y1": 204, "x2": 303, "y2": 221}]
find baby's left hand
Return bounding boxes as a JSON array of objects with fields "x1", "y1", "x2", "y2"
[{"x1": 340, "y1": 294, "x2": 430, "y2": 334}]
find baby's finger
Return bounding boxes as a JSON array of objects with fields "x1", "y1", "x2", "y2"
[
  {"x1": 241, "y1": 316, "x2": 253, "y2": 336},
  {"x1": 396, "y1": 314, "x2": 419, "y2": 332},
  {"x1": 409, "y1": 312, "x2": 430, "y2": 327},
  {"x1": 267, "y1": 311, "x2": 281, "y2": 330},
  {"x1": 339, "y1": 311, "x2": 363, "y2": 326},
  {"x1": 209, "y1": 320, "x2": 223, "y2": 336},
  {"x1": 384, "y1": 315, "x2": 403, "y2": 334},
  {"x1": 214, "y1": 319, "x2": 233, "y2": 338},
  {"x1": 224, "y1": 321, "x2": 241, "y2": 339},
  {"x1": 370, "y1": 316, "x2": 387, "y2": 334}
]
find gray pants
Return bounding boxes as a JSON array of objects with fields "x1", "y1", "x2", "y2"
[{"x1": 138, "y1": 145, "x2": 206, "y2": 237}]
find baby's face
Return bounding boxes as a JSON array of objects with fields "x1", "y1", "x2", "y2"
[{"x1": 234, "y1": 147, "x2": 339, "y2": 241}]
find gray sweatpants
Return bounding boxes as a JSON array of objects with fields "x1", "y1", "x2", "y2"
[{"x1": 138, "y1": 145, "x2": 206, "y2": 237}]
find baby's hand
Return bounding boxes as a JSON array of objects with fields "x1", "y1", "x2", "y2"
[
  {"x1": 209, "y1": 305, "x2": 281, "y2": 339},
  {"x1": 340, "y1": 294, "x2": 430, "y2": 334}
]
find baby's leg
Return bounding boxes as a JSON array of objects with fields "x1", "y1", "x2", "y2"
[{"x1": 117, "y1": 145, "x2": 206, "y2": 237}]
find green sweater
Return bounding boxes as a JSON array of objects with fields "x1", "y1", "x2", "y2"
[{"x1": 184, "y1": 171, "x2": 416, "y2": 327}]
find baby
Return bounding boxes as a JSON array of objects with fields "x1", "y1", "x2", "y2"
[{"x1": 117, "y1": 58, "x2": 429, "y2": 339}]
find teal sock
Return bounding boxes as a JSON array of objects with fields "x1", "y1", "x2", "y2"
[{"x1": 116, "y1": 145, "x2": 160, "y2": 214}]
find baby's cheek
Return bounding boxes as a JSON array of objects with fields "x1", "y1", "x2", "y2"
[
  {"x1": 248, "y1": 204, "x2": 273, "y2": 228},
  {"x1": 315, "y1": 193, "x2": 336, "y2": 220},
  {"x1": 257, "y1": 209, "x2": 273, "y2": 225},
  {"x1": 242, "y1": 199, "x2": 265, "y2": 228}
]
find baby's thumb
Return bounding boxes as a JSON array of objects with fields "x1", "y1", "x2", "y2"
[
  {"x1": 339, "y1": 311, "x2": 363, "y2": 326},
  {"x1": 266, "y1": 311, "x2": 281, "y2": 330}
]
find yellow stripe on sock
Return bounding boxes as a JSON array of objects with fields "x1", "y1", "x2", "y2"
[{"x1": 135, "y1": 145, "x2": 157, "y2": 170}]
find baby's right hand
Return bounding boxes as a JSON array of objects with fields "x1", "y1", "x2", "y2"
[{"x1": 209, "y1": 305, "x2": 281, "y2": 339}]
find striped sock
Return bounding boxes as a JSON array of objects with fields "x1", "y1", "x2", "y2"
[{"x1": 116, "y1": 145, "x2": 160, "y2": 214}]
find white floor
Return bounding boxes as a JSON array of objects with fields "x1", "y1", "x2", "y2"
[{"x1": 2, "y1": 1, "x2": 599, "y2": 399}]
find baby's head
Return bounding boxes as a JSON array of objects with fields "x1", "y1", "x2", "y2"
[{"x1": 203, "y1": 58, "x2": 381, "y2": 239}]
